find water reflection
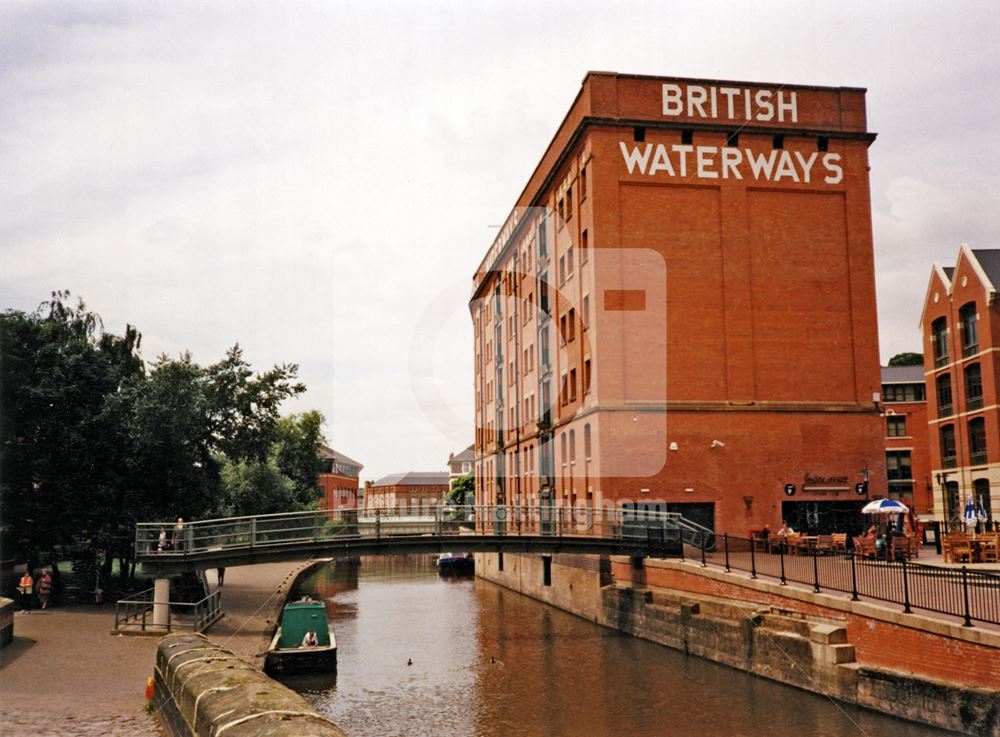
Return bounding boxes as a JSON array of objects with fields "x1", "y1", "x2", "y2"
[{"x1": 288, "y1": 557, "x2": 941, "y2": 737}]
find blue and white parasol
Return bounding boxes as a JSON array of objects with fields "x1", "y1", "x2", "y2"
[
  {"x1": 861, "y1": 498, "x2": 909, "y2": 514},
  {"x1": 977, "y1": 496, "x2": 989, "y2": 523},
  {"x1": 963, "y1": 498, "x2": 977, "y2": 528}
]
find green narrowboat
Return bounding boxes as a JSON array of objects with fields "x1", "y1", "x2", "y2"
[{"x1": 263, "y1": 598, "x2": 337, "y2": 675}]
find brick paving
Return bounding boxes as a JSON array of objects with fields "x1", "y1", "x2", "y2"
[{"x1": 0, "y1": 561, "x2": 312, "y2": 736}]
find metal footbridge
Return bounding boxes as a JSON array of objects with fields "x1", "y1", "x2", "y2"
[{"x1": 135, "y1": 505, "x2": 715, "y2": 575}]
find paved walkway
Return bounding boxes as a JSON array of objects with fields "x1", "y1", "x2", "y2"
[{"x1": 0, "y1": 561, "x2": 313, "y2": 736}]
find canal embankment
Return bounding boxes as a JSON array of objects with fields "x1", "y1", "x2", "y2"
[
  {"x1": 154, "y1": 633, "x2": 346, "y2": 737},
  {"x1": 0, "y1": 561, "x2": 328, "y2": 737},
  {"x1": 475, "y1": 552, "x2": 1000, "y2": 737}
]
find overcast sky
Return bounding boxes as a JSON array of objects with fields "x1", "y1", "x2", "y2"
[{"x1": 2, "y1": 1, "x2": 999, "y2": 483}]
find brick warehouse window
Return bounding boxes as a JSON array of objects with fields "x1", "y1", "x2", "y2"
[
  {"x1": 681, "y1": 129, "x2": 693, "y2": 145},
  {"x1": 960, "y1": 302, "x2": 979, "y2": 357},
  {"x1": 567, "y1": 245, "x2": 574, "y2": 276},
  {"x1": 581, "y1": 229, "x2": 588, "y2": 263},
  {"x1": 579, "y1": 166, "x2": 587, "y2": 200},
  {"x1": 936, "y1": 373, "x2": 953, "y2": 417},
  {"x1": 569, "y1": 368, "x2": 577, "y2": 401},
  {"x1": 584, "y1": 357, "x2": 592, "y2": 394},
  {"x1": 566, "y1": 186, "x2": 573, "y2": 220},
  {"x1": 932, "y1": 317, "x2": 949, "y2": 367},
  {"x1": 886, "y1": 450, "x2": 912, "y2": 481},
  {"x1": 773, "y1": 134, "x2": 785, "y2": 149},
  {"x1": 818, "y1": 136, "x2": 829, "y2": 151},
  {"x1": 965, "y1": 363, "x2": 983, "y2": 410},
  {"x1": 537, "y1": 216, "x2": 548, "y2": 259},
  {"x1": 969, "y1": 418, "x2": 988, "y2": 466},
  {"x1": 725, "y1": 131, "x2": 739, "y2": 147},
  {"x1": 633, "y1": 126, "x2": 645, "y2": 142},
  {"x1": 886, "y1": 415, "x2": 907, "y2": 437},
  {"x1": 882, "y1": 382, "x2": 925, "y2": 402},
  {"x1": 940, "y1": 424, "x2": 956, "y2": 469}
]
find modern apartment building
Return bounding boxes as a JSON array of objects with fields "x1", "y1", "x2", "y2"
[
  {"x1": 318, "y1": 445, "x2": 363, "y2": 511},
  {"x1": 922, "y1": 245, "x2": 999, "y2": 530},
  {"x1": 470, "y1": 72, "x2": 886, "y2": 536}
]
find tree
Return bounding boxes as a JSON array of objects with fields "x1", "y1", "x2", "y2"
[
  {"x1": 0, "y1": 292, "x2": 144, "y2": 566},
  {"x1": 204, "y1": 345, "x2": 306, "y2": 462},
  {"x1": 272, "y1": 411, "x2": 325, "y2": 509},
  {"x1": 888, "y1": 352, "x2": 923, "y2": 366},
  {"x1": 448, "y1": 473, "x2": 475, "y2": 506},
  {"x1": 1, "y1": 291, "x2": 321, "y2": 579}
]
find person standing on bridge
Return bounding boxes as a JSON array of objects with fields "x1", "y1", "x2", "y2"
[
  {"x1": 173, "y1": 517, "x2": 185, "y2": 552},
  {"x1": 217, "y1": 567, "x2": 225, "y2": 587}
]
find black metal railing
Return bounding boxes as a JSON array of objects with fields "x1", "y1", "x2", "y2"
[{"x1": 709, "y1": 534, "x2": 999, "y2": 628}]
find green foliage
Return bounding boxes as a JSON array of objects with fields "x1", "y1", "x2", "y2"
[
  {"x1": 0, "y1": 291, "x2": 323, "y2": 573},
  {"x1": 272, "y1": 411, "x2": 325, "y2": 508},
  {"x1": 888, "y1": 352, "x2": 923, "y2": 366},
  {"x1": 447, "y1": 473, "x2": 475, "y2": 506}
]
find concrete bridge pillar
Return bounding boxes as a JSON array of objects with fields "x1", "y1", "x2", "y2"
[{"x1": 153, "y1": 577, "x2": 170, "y2": 628}]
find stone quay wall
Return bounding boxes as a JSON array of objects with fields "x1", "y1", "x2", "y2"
[
  {"x1": 475, "y1": 552, "x2": 1000, "y2": 737},
  {"x1": 0, "y1": 597, "x2": 13, "y2": 649},
  {"x1": 154, "y1": 632, "x2": 346, "y2": 737}
]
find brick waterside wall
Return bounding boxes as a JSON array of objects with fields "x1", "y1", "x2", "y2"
[
  {"x1": 154, "y1": 633, "x2": 347, "y2": 737},
  {"x1": 476, "y1": 553, "x2": 1000, "y2": 736}
]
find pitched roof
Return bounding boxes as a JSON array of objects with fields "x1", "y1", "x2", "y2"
[
  {"x1": 448, "y1": 444, "x2": 475, "y2": 463},
  {"x1": 881, "y1": 365, "x2": 924, "y2": 383},
  {"x1": 372, "y1": 471, "x2": 450, "y2": 487},
  {"x1": 318, "y1": 445, "x2": 363, "y2": 469},
  {"x1": 971, "y1": 249, "x2": 1000, "y2": 290}
]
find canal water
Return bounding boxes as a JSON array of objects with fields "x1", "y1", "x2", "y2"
[{"x1": 287, "y1": 556, "x2": 942, "y2": 737}]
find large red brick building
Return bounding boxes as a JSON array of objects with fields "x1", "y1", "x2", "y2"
[
  {"x1": 921, "y1": 245, "x2": 999, "y2": 531},
  {"x1": 471, "y1": 72, "x2": 885, "y2": 536},
  {"x1": 317, "y1": 445, "x2": 362, "y2": 511},
  {"x1": 881, "y1": 365, "x2": 932, "y2": 515}
]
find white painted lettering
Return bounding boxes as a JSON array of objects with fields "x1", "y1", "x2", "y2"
[
  {"x1": 620, "y1": 142, "x2": 652, "y2": 174},
  {"x1": 696, "y1": 146, "x2": 718, "y2": 178},
  {"x1": 672, "y1": 144, "x2": 694, "y2": 177},
  {"x1": 822, "y1": 153, "x2": 843, "y2": 184},
  {"x1": 720, "y1": 87, "x2": 740, "y2": 119},
  {"x1": 793, "y1": 151, "x2": 819, "y2": 183},
  {"x1": 746, "y1": 149, "x2": 778, "y2": 179},
  {"x1": 688, "y1": 86, "x2": 708, "y2": 117},
  {"x1": 773, "y1": 150, "x2": 800, "y2": 182},
  {"x1": 649, "y1": 144, "x2": 676, "y2": 175},
  {"x1": 754, "y1": 89, "x2": 774, "y2": 121},
  {"x1": 662, "y1": 84, "x2": 683, "y2": 116},
  {"x1": 709, "y1": 86, "x2": 717, "y2": 118},
  {"x1": 777, "y1": 91, "x2": 798, "y2": 123},
  {"x1": 721, "y1": 148, "x2": 743, "y2": 179}
]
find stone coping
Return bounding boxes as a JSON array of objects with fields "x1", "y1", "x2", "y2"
[{"x1": 611, "y1": 555, "x2": 1000, "y2": 649}]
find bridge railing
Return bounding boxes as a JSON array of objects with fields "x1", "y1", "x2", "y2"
[{"x1": 135, "y1": 505, "x2": 712, "y2": 559}]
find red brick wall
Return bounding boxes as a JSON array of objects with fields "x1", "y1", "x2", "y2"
[
  {"x1": 319, "y1": 473, "x2": 358, "y2": 510},
  {"x1": 473, "y1": 73, "x2": 884, "y2": 534},
  {"x1": 612, "y1": 561, "x2": 998, "y2": 689}
]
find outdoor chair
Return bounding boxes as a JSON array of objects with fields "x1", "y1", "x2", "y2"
[
  {"x1": 831, "y1": 533, "x2": 847, "y2": 553},
  {"x1": 949, "y1": 537, "x2": 973, "y2": 564},
  {"x1": 785, "y1": 533, "x2": 802, "y2": 555},
  {"x1": 816, "y1": 534, "x2": 833, "y2": 553},
  {"x1": 980, "y1": 537, "x2": 998, "y2": 564}
]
